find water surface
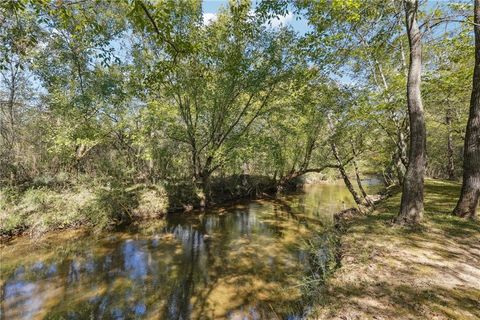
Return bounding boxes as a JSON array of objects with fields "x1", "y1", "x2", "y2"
[{"x1": 0, "y1": 181, "x2": 380, "y2": 319}]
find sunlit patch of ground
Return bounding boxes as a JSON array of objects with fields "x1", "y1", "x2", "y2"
[{"x1": 314, "y1": 179, "x2": 480, "y2": 320}]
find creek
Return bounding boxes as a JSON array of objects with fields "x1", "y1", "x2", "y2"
[{"x1": 0, "y1": 180, "x2": 381, "y2": 319}]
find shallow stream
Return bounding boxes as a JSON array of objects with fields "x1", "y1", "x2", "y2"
[{"x1": 0, "y1": 180, "x2": 381, "y2": 319}]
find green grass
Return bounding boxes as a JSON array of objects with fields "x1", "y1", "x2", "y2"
[
  {"x1": 377, "y1": 178, "x2": 480, "y2": 235},
  {"x1": 312, "y1": 179, "x2": 480, "y2": 320}
]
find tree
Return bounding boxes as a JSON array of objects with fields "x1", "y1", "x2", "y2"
[
  {"x1": 0, "y1": 1, "x2": 40, "y2": 183},
  {"x1": 1, "y1": 0, "x2": 476, "y2": 221},
  {"x1": 395, "y1": 0, "x2": 426, "y2": 225},
  {"x1": 264, "y1": 71, "x2": 342, "y2": 190},
  {"x1": 327, "y1": 113, "x2": 366, "y2": 209},
  {"x1": 453, "y1": 0, "x2": 480, "y2": 219},
  {"x1": 423, "y1": 29, "x2": 472, "y2": 180},
  {"x1": 325, "y1": 90, "x2": 376, "y2": 210},
  {"x1": 33, "y1": 1, "x2": 128, "y2": 174},
  {"x1": 137, "y1": 2, "x2": 294, "y2": 205}
]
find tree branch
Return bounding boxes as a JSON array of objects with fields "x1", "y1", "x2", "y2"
[{"x1": 138, "y1": 1, "x2": 180, "y2": 56}]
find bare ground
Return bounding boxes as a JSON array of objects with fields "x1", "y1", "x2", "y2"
[{"x1": 314, "y1": 179, "x2": 480, "y2": 320}]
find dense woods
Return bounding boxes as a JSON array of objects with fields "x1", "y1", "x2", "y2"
[
  {"x1": 0, "y1": 0, "x2": 478, "y2": 233},
  {"x1": 1, "y1": 1, "x2": 480, "y2": 319}
]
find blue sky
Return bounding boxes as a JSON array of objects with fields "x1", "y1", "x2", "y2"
[
  {"x1": 202, "y1": 0, "x2": 226, "y2": 13},
  {"x1": 202, "y1": 0, "x2": 311, "y2": 34}
]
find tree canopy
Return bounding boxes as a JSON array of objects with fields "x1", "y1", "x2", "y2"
[{"x1": 0, "y1": 0, "x2": 477, "y2": 217}]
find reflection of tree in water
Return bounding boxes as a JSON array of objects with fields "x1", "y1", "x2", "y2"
[
  {"x1": 163, "y1": 211, "x2": 255, "y2": 318},
  {"x1": 164, "y1": 224, "x2": 204, "y2": 319},
  {"x1": 67, "y1": 258, "x2": 81, "y2": 283},
  {"x1": 2, "y1": 276, "x2": 44, "y2": 319},
  {"x1": 1, "y1": 190, "x2": 346, "y2": 319},
  {"x1": 166, "y1": 205, "x2": 309, "y2": 318}
]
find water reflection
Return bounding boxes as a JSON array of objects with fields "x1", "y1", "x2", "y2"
[{"x1": 1, "y1": 181, "x2": 379, "y2": 319}]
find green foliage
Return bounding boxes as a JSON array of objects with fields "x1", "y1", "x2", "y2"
[
  {"x1": 86, "y1": 182, "x2": 137, "y2": 229},
  {"x1": 0, "y1": 179, "x2": 170, "y2": 235},
  {"x1": 0, "y1": 0, "x2": 476, "y2": 233},
  {"x1": 0, "y1": 185, "x2": 96, "y2": 235}
]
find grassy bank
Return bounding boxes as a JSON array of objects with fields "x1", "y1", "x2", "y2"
[
  {"x1": 0, "y1": 182, "x2": 169, "y2": 237},
  {"x1": 0, "y1": 174, "x2": 276, "y2": 238},
  {"x1": 313, "y1": 179, "x2": 480, "y2": 319}
]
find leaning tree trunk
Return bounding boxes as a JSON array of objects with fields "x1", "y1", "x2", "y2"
[
  {"x1": 351, "y1": 143, "x2": 372, "y2": 205},
  {"x1": 330, "y1": 141, "x2": 366, "y2": 210},
  {"x1": 327, "y1": 115, "x2": 368, "y2": 211},
  {"x1": 453, "y1": 0, "x2": 480, "y2": 219},
  {"x1": 396, "y1": 0, "x2": 426, "y2": 224},
  {"x1": 353, "y1": 158, "x2": 368, "y2": 199}
]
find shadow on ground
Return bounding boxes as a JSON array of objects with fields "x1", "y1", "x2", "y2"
[{"x1": 314, "y1": 179, "x2": 480, "y2": 320}]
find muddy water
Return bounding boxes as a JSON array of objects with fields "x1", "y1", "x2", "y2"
[{"x1": 0, "y1": 181, "x2": 381, "y2": 319}]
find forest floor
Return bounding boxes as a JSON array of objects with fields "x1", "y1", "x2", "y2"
[{"x1": 315, "y1": 179, "x2": 480, "y2": 320}]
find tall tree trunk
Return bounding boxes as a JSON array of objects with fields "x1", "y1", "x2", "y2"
[
  {"x1": 396, "y1": 0, "x2": 426, "y2": 224},
  {"x1": 394, "y1": 149, "x2": 405, "y2": 185},
  {"x1": 191, "y1": 147, "x2": 209, "y2": 208},
  {"x1": 393, "y1": 127, "x2": 408, "y2": 185},
  {"x1": 397, "y1": 128, "x2": 408, "y2": 168},
  {"x1": 193, "y1": 169, "x2": 211, "y2": 208},
  {"x1": 446, "y1": 108, "x2": 455, "y2": 180},
  {"x1": 453, "y1": 0, "x2": 480, "y2": 219},
  {"x1": 386, "y1": 149, "x2": 404, "y2": 186}
]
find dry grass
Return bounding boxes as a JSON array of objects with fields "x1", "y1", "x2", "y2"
[{"x1": 314, "y1": 179, "x2": 480, "y2": 320}]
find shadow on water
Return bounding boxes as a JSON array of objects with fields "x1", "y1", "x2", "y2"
[{"x1": 0, "y1": 181, "x2": 379, "y2": 319}]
